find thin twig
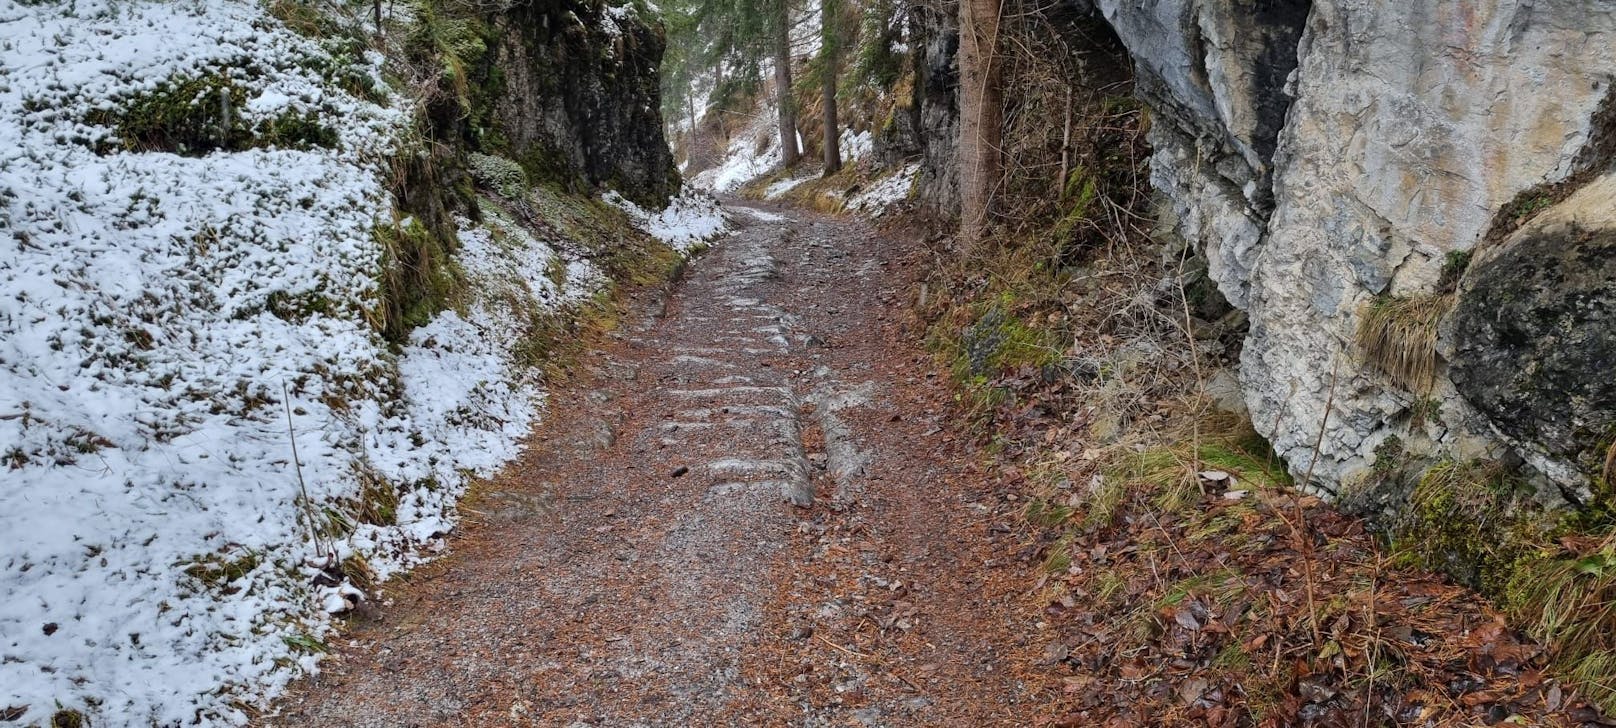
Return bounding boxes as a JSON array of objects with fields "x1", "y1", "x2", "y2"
[
  {"x1": 1295, "y1": 359, "x2": 1341, "y2": 647},
  {"x1": 815, "y1": 633, "x2": 874, "y2": 659},
  {"x1": 282, "y1": 380, "x2": 325, "y2": 557}
]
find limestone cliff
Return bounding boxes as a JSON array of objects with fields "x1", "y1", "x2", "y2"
[
  {"x1": 1233, "y1": 2, "x2": 1616, "y2": 500},
  {"x1": 912, "y1": 0, "x2": 1616, "y2": 501}
]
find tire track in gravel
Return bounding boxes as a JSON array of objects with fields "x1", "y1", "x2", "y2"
[{"x1": 267, "y1": 202, "x2": 1046, "y2": 727}]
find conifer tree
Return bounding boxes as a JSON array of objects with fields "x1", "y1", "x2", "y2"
[{"x1": 820, "y1": 0, "x2": 842, "y2": 174}]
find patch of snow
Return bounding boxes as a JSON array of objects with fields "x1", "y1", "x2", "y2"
[
  {"x1": 605, "y1": 188, "x2": 732, "y2": 250},
  {"x1": 840, "y1": 128, "x2": 874, "y2": 163},
  {"x1": 793, "y1": 2, "x2": 823, "y2": 58},
  {"x1": 764, "y1": 173, "x2": 816, "y2": 199},
  {"x1": 734, "y1": 206, "x2": 788, "y2": 222},
  {"x1": 845, "y1": 163, "x2": 920, "y2": 216},
  {"x1": 690, "y1": 86, "x2": 786, "y2": 193},
  {"x1": 692, "y1": 122, "x2": 782, "y2": 192},
  {"x1": 602, "y1": 3, "x2": 640, "y2": 48}
]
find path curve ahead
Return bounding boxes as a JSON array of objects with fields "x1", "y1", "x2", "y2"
[{"x1": 268, "y1": 202, "x2": 1043, "y2": 726}]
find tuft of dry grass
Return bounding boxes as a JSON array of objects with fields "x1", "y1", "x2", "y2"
[
  {"x1": 1354, "y1": 294, "x2": 1452, "y2": 391},
  {"x1": 1604, "y1": 441, "x2": 1616, "y2": 491}
]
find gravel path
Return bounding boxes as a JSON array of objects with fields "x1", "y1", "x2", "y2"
[{"x1": 266, "y1": 203, "x2": 1044, "y2": 726}]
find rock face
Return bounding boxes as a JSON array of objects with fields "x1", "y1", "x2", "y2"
[
  {"x1": 490, "y1": 0, "x2": 679, "y2": 205},
  {"x1": 1238, "y1": 1, "x2": 1616, "y2": 494},
  {"x1": 909, "y1": 0, "x2": 1616, "y2": 495},
  {"x1": 1090, "y1": 0, "x2": 1307, "y2": 311},
  {"x1": 896, "y1": 0, "x2": 961, "y2": 213},
  {"x1": 1449, "y1": 175, "x2": 1616, "y2": 490}
]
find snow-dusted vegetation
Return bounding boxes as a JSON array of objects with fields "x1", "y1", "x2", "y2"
[
  {"x1": 0, "y1": 0, "x2": 724, "y2": 723},
  {"x1": 605, "y1": 189, "x2": 731, "y2": 250}
]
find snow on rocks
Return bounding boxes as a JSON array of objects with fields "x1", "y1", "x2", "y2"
[
  {"x1": 0, "y1": 1, "x2": 605, "y2": 724},
  {"x1": 838, "y1": 128, "x2": 874, "y2": 164}
]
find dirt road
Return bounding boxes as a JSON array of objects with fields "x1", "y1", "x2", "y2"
[{"x1": 268, "y1": 203, "x2": 1045, "y2": 726}]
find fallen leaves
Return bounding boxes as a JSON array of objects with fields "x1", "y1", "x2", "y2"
[{"x1": 1023, "y1": 468, "x2": 1606, "y2": 726}]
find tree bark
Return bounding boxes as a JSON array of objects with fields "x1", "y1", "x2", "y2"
[
  {"x1": 821, "y1": 0, "x2": 842, "y2": 175},
  {"x1": 715, "y1": 62, "x2": 728, "y2": 144},
  {"x1": 774, "y1": 0, "x2": 801, "y2": 167},
  {"x1": 957, "y1": 0, "x2": 1002, "y2": 247}
]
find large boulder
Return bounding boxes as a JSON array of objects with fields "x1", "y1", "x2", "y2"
[{"x1": 1450, "y1": 175, "x2": 1616, "y2": 490}]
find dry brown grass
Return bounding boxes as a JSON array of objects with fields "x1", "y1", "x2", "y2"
[
  {"x1": 1604, "y1": 441, "x2": 1616, "y2": 490},
  {"x1": 1354, "y1": 294, "x2": 1452, "y2": 391}
]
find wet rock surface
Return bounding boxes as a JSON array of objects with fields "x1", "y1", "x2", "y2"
[{"x1": 266, "y1": 204, "x2": 1041, "y2": 725}]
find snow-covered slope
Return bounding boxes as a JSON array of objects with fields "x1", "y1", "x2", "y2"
[
  {"x1": 605, "y1": 189, "x2": 729, "y2": 250},
  {"x1": 690, "y1": 96, "x2": 792, "y2": 193},
  {"x1": 0, "y1": 1, "x2": 724, "y2": 723}
]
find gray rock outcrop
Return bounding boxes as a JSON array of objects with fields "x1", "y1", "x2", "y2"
[
  {"x1": 910, "y1": 0, "x2": 1616, "y2": 497},
  {"x1": 1238, "y1": 1, "x2": 1616, "y2": 494},
  {"x1": 490, "y1": 0, "x2": 679, "y2": 205}
]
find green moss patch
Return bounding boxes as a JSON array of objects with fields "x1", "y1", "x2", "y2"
[
  {"x1": 952, "y1": 295, "x2": 1060, "y2": 382},
  {"x1": 373, "y1": 216, "x2": 463, "y2": 343},
  {"x1": 1391, "y1": 459, "x2": 1546, "y2": 595},
  {"x1": 1377, "y1": 455, "x2": 1616, "y2": 713},
  {"x1": 87, "y1": 74, "x2": 338, "y2": 156}
]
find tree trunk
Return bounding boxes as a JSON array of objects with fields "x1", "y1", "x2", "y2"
[
  {"x1": 957, "y1": 0, "x2": 1002, "y2": 247},
  {"x1": 685, "y1": 91, "x2": 698, "y2": 167},
  {"x1": 686, "y1": 91, "x2": 697, "y2": 133},
  {"x1": 821, "y1": 0, "x2": 842, "y2": 175},
  {"x1": 715, "y1": 62, "x2": 728, "y2": 144},
  {"x1": 773, "y1": 0, "x2": 801, "y2": 167}
]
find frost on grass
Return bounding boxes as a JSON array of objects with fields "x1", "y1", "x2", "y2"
[
  {"x1": 605, "y1": 188, "x2": 732, "y2": 251},
  {"x1": 0, "y1": 0, "x2": 601, "y2": 724}
]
